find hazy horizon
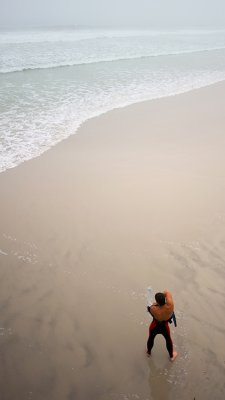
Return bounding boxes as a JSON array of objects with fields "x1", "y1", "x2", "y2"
[{"x1": 1, "y1": 0, "x2": 225, "y2": 30}]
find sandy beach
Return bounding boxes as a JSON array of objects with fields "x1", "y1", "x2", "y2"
[{"x1": 1, "y1": 82, "x2": 225, "y2": 400}]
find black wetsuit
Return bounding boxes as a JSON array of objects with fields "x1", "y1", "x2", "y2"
[{"x1": 147, "y1": 307, "x2": 173, "y2": 358}]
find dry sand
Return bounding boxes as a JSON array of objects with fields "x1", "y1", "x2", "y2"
[{"x1": 1, "y1": 82, "x2": 225, "y2": 400}]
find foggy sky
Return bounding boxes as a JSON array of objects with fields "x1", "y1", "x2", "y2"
[{"x1": 1, "y1": 0, "x2": 225, "y2": 29}]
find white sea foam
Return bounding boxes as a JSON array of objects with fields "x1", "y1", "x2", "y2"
[
  {"x1": 1, "y1": 28, "x2": 225, "y2": 74},
  {"x1": 0, "y1": 29, "x2": 225, "y2": 172},
  {"x1": 1, "y1": 47, "x2": 225, "y2": 74}
]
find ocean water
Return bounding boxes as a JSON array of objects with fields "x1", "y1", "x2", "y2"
[{"x1": 0, "y1": 28, "x2": 225, "y2": 172}]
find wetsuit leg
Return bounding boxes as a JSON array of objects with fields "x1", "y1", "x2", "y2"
[
  {"x1": 147, "y1": 320, "x2": 158, "y2": 354},
  {"x1": 161, "y1": 323, "x2": 173, "y2": 358}
]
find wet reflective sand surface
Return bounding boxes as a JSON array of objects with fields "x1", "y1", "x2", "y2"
[{"x1": 1, "y1": 83, "x2": 225, "y2": 400}]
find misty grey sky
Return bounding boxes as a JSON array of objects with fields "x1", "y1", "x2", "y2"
[{"x1": 1, "y1": 0, "x2": 225, "y2": 29}]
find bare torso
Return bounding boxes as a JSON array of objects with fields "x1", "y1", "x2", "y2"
[{"x1": 150, "y1": 290, "x2": 174, "y2": 321}]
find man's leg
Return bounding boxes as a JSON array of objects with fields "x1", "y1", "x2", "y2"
[
  {"x1": 161, "y1": 323, "x2": 175, "y2": 359},
  {"x1": 147, "y1": 320, "x2": 158, "y2": 355}
]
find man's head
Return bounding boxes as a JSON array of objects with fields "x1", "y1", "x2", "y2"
[{"x1": 155, "y1": 292, "x2": 166, "y2": 306}]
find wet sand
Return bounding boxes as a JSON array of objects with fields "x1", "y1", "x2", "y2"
[{"x1": 1, "y1": 82, "x2": 225, "y2": 400}]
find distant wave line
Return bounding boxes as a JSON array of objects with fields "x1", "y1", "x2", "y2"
[
  {"x1": 1, "y1": 46, "x2": 225, "y2": 74},
  {"x1": 1, "y1": 29, "x2": 225, "y2": 45}
]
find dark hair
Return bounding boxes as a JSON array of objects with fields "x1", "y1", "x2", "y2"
[{"x1": 155, "y1": 292, "x2": 166, "y2": 306}]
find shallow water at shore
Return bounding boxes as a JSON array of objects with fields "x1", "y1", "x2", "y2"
[{"x1": 1, "y1": 28, "x2": 225, "y2": 172}]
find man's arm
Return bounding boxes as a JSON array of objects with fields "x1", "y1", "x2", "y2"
[{"x1": 164, "y1": 290, "x2": 174, "y2": 307}]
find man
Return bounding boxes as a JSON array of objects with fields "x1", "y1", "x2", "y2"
[{"x1": 147, "y1": 289, "x2": 177, "y2": 361}]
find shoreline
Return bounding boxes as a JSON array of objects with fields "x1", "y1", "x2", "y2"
[
  {"x1": 1, "y1": 78, "x2": 225, "y2": 175},
  {"x1": 1, "y1": 81, "x2": 225, "y2": 399}
]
